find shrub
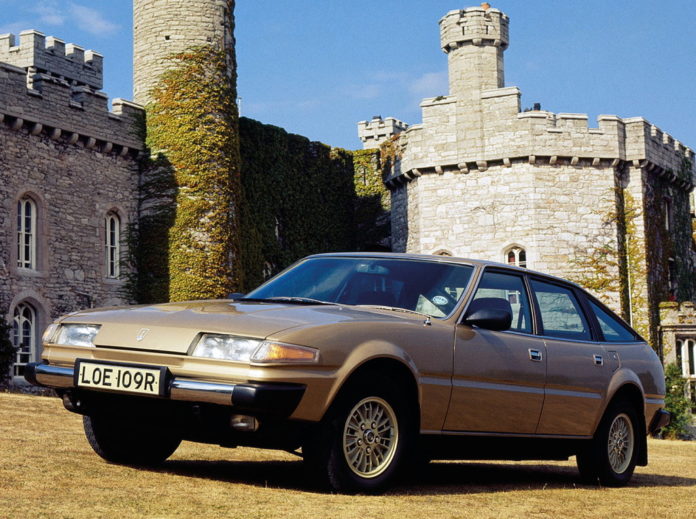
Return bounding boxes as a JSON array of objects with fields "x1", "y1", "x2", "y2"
[
  {"x1": 662, "y1": 363, "x2": 692, "y2": 439},
  {"x1": 0, "y1": 314, "x2": 16, "y2": 387}
]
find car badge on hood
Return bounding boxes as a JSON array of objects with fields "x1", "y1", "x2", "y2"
[{"x1": 136, "y1": 328, "x2": 150, "y2": 342}]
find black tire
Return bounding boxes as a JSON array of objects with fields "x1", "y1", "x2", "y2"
[
  {"x1": 83, "y1": 413, "x2": 182, "y2": 466},
  {"x1": 576, "y1": 399, "x2": 640, "y2": 487},
  {"x1": 303, "y1": 377, "x2": 416, "y2": 494}
]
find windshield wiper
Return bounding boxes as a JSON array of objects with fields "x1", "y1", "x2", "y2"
[
  {"x1": 238, "y1": 296, "x2": 335, "y2": 305},
  {"x1": 356, "y1": 305, "x2": 433, "y2": 324}
]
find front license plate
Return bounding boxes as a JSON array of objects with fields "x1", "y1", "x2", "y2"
[{"x1": 75, "y1": 360, "x2": 167, "y2": 397}]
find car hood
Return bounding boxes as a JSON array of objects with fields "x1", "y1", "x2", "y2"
[{"x1": 60, "y1": 300, "x2": 422, "y2": 354}]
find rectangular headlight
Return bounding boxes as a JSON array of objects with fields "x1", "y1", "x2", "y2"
[
  {"x1": 193, "y1": 334, "x2": 262, "y2": 362},
  {"x1": 54, "y1": 324, "x2": 101, "y2": 347}
]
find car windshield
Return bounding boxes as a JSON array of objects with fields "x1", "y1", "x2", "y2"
[{"x1": 245, "y1": 257, "x2": 475, "y2": 318}]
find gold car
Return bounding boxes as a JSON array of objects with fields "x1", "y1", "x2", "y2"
[{"x1": 26, "y1": 253, "x2": 669, "y2": 493}]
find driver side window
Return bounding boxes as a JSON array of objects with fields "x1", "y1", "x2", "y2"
[{"x1": 472, "y1": 271, "x2": 533, "y2": 333}]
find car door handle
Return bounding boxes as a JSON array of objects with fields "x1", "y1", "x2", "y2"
[
  {"x1": 528, "y1": 349, "x2": 543, "y2": 362},
  {"x1": 593, "y1": 354, "x2": 604, "y2": 366}
]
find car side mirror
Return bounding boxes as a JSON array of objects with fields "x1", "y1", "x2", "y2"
[{"x1": 463, "y1": 297, "x2": 512, "y2": 332}]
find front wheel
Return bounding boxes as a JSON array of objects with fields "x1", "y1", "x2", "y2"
[
  {"x1": 303, "y1": 379, "x2": 415, "y2": 493},
  {"x1": 576, "y1": 400, "x2": 640, "y2": 486},
  {"x1": 83, "y1": 413, "x2": 182, "y2": 466}
]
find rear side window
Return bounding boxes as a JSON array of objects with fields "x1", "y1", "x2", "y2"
[
  {"x1": 472, "y1": 271, "x2": 533, "y2": 333},
  {"x1": 588, "y1": 300, "x2": 637, "y2": 342},
  {"x1": 530, "y1": 279, "x2": 591, "y2": 341}
]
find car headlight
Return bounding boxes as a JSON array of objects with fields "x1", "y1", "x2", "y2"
[
  {"x1": 250, "y1": 341, "x2": 319, "y2": 364},
  {"x1": 192, "y1": 334, "x2": 319, "y2": 364},
  {"x1": 193, "y1": 334, "x2": 263, "y2": 362},
  {"x1": 54, "y1": 324, "x2": 101, "y2": 347},
  {"x1": 42, "y1": 323, "x2": 59, "y2": 344}
]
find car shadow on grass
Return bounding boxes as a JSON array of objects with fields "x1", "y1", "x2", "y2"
[{"x1": 151, "y1": 458, "x2": 696, "y2": 495}]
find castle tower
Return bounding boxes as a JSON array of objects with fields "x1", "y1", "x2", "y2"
[
  {"x1": 439, "y1": 4, "x2": 510, "y2": 158},
  {"x1": 133, "y1": 0, "x2": 236, "y2": 105},
  {"x1": 440, "y1": 4, "x2": 509, "y2": 99}
]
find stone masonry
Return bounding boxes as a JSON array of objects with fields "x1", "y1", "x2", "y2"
[
  {"x1": 357, "y1": 116, "x2": 409, "y2": 150},
  {"x1": 133, "y1": 0, "x2": 235, "y2": 105},
  {"x1": 362, "y1": 4, "x2": 696, "y2": 349},
  {"x1": 0, "y1": 30, "x2": 143, "y2": 377}
]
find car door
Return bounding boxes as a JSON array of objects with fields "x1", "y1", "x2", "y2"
[
  {"x1": 530, "y1": 278, "x2": 614, "y2": 436},
  {"x1": 444, "y1": 269, "x2": 546, "y2": 433}
]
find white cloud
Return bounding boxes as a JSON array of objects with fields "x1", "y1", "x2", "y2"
[
  {"x1": 69, "y1": 2, "x2": 119, "y2": 36},
  {"x1": 0, "y1": 21, "x2": 31, "y2": 36},
  {"x1": 409, "y1": 71, "x2": 448, "y2": 97},
  {"x1": 33, "y1": 0, "x2": 66, "y2": 26}
]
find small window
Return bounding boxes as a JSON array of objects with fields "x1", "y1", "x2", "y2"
[
  {"x1": 17, "y1": 197, "x2": 37, "y2": 269},
  {"x1": 531, "y1": 279, "x2": 591, "y2": 341},
  {"x1": 667, "y1": 259, "x2": 677, "y2": 300},
  {"x1": 472, "y1": 271, "x2": 532, "y2": 333},
  {"x1": 12, "y1": 302, "x2": 36, "y2": 377},
  {"x1": 683, "y1": 339, "x2": 696, "y2": 377},
  {"x1": 505, "y1": 246, "x2": 526, "y2": 268},
  {"x1": 663, "y1": 197, "x2": 672, "y2": 231},
  {"x1": 105, "y1": 213, "x2": 120, "y2": 278},
  {"x1": 588, "y1": 300, "x2": 636, "y2": 342}
]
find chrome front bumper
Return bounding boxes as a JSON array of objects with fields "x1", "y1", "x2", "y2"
[{"x1": 24, "y1": 362, "x2": 305, "y2": 414}]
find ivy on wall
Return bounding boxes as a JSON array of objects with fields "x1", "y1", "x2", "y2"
[
  {"x1": 353, "y1": 149, "x2": 390, "y2": 251},
  {"x1": 570, "y1": 159, "x2": 696, "y2": 351},
  {"x1": 140, "y1": 45, "x2": 241, "y2": 302},
  {"x1": 238, "y1": 117, "x2": 355, "y2": 291}
]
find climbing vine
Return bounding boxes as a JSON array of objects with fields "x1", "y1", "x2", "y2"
[
  {"x1": 353, "y1": 149, "x2": 390, "y2": 250},
  {"x1": 569, "y1": 188, "x2": 649, "y2": 342},
  {"x1": 144, "y1": 45, "x2": 241, "y2": 302},
  {"x1": 238, "y1": 117, "x2": 355, "y2": 291}
]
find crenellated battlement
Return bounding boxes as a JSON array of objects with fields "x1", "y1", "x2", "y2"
[
  {"x1": 0, "y1": 30, "x2": 103, "y2": 89},
  {"x1": 440, "y1": 5, "x2": 509, "y2": 52},
  {"x1": 0, "y1": 61, "x2": 142, "y2": 154},
  {"x1": 357, "y1": 115, "x2": 409, "y2": 150}
]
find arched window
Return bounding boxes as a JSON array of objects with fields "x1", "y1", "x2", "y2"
[
  {"x1": 105, "y1": 213, "x2": 121, "y2": 278},
  {"x1": 17, "y1": 197, "x2": 37, "y2": 269},
  {"x1": 12, "y1": 302, "x2": 36, "y2": 377},
  {"x1": 505, "y1": 246, "x2": 527, "y2": 268},
  {"x1": 682, "y1": 339, "x2": 696, "y2": 377}
]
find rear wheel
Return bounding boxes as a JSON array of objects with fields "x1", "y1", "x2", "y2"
[
  {"x1": 83, "y1": 414, "x2": 181, "y2": 466},
  {"x1": 303, "y1": 377, "x2": 415, "y2": 493},
  {"x1": 576, "y1": 399, "x2": 640, "y2": 486}
]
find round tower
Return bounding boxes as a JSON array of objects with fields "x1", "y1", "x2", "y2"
[
  {"x1": 133, "y1": 0, "x2": 236, "y2": 105},
  {"x1": 439, "y1": 3, "x2": 509, "y2": 99}
]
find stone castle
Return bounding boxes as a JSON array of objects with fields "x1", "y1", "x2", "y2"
[
  {"x1": 1, "y1": 1, "x2": 695, "y2": 400},
  {"x1": 359, "y1": 4, "x2": 696, "y2": 397}
]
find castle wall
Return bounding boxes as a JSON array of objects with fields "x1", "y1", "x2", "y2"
[
  {"x1": 0, "y1": 50, "x2": 143, "y2": 372},
  {"x1": 391, "y1": 161, "x2": 621, "y2": 304}
]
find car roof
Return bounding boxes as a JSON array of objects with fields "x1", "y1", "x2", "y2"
[{"x1": 306, "y1": 251, "x2": 584, "y2": 290}]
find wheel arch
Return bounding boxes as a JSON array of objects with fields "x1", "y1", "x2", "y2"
[
  {"x1": 325, "y1": 356, "x2": 420, "y2": 429},
  {"x1": 602, "y1": 380, "x2": 648, "y2": 466}
]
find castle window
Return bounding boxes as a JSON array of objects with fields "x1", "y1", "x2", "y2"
[
  {"x1": 663, "y1": 197, "x2": 672, "y2": 231},
  {"x1": 105, "y1": 213, "x2": 121, "y2": 278},
  {"x1": 17, "y1": 197, "x2": 37, "y2": 270},
  {"x1": 681, "y1": 339, "x2": 696, "y2": 377},
  {"x1": 667, "y1": 258, "x2": 677, "y2": 300},
  {"x1": 12, "y1": 302, "x2": 36, "y2": 377},
  {"x1": 505, "y1": 246, "x2": 526, "y2": 268}
]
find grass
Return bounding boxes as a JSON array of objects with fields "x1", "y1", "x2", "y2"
[{"x1": 1, "y1": 392, "x2": 695, "y2": 519}]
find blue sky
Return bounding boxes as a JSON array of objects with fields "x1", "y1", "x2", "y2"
[{"x1": 1, "y1": 1, "x2": 695, "y2": 151}]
